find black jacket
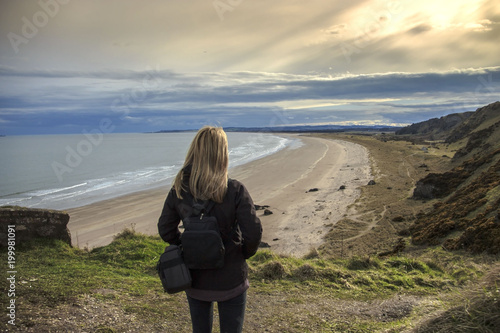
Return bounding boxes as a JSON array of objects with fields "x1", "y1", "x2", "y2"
[{"x1": 158, "y1": 178, "x2": 262, "y2": 291}]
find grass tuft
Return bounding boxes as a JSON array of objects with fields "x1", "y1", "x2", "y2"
[
  {"x1": 413, "y1": 265, "x2": 500, "y2": 332},
  {"x1": 347, "y1": 256, "x2": 382, "y2": 270},
  {"x1": 259, "y1": 261, "x2": 288, "y2": 279}
]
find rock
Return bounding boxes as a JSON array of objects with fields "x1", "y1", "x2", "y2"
[
  {"x1": 0, "y1": 206, "x2": 71, "y2": 246},
  {"x1": 368, "y1": 180, "x2": 376, "y2": 185},
  {"x1": 339, "y1": 185, "x2": 346, "y2": 190},
  {"x1": 259, "y1": 242, "x2": 271, "y2": 248},
  {"x1": 254, "y1": 204, "x2": 270, "y2": 210},
  {"x1": 392, "y1": 216, "x2": 405, "y2": 222},
  {"x1": 263, "y1": 209, "x2": 273, "y2": 216},
  {"x1": 307, "y1": 188, "x2": 319, "y2": 192},
  {"x1": 412, "y1": 182, "x2": 437, "y2": 199}
]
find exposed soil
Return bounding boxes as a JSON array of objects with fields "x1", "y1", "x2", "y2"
[{"x1": 13, "y1": 289, "x2": 423, "y2": 332}]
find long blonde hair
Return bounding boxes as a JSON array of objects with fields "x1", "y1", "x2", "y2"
[{"x1": 173, "y1": 126, "x2": 229, "y2": 203}]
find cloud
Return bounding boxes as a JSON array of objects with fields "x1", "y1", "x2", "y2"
[
  {"x1": 407, "y1": 24, "x2": 433, "y2": 35},
  {"x1": 0, "y1": 1, "x2": 498, "y2": 134},
  {"x1": 1, "y1": 66, "x2": 498, "y2": 134},
  {"x1": 1, "y1": 0, "x2": 498, "y2": 74}
]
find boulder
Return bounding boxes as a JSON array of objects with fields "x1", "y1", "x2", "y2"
[
  {"x1": 263, "y1": 209, "x2": 273, "y2": 216},
  {"x1": 0, "y1": 206, "x2": 71, "y2": 246}
]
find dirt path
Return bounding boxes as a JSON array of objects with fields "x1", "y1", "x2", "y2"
[{"x1": 342, "y1": 205, "x2": 388, "y2": 243}]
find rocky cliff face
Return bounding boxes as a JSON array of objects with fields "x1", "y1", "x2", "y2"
[{"x1": 0, "y1": 207, "x2": 71, "y2": 246}]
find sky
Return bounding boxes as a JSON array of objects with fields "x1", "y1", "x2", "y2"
[{"x1": 0, "y1": 0, "x2": 499, "y2": 135}]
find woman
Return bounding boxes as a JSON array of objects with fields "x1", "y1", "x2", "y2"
[{"x1": 158, "y1": 126, "x2": 262, "y2": 333}]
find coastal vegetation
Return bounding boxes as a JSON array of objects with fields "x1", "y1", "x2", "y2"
[{"x1": 1, "y1": 101, "x2": 499, "y2": 332}]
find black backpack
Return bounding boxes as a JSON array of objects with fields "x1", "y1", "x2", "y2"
[{"x1": 180, "y1": 194, "x2": 225, "y2": 270}]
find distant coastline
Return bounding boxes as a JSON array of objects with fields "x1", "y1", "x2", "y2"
[{"x1": 152, "y1": 124, "x2": 402, "y2": 134}]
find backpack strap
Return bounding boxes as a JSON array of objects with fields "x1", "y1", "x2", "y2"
[
  {"x1": 183, "y1": 192, "x2": 215, "y2": 217},
  {"x1": 203, "y1": 200, "x2": 216, "y2": 215}
]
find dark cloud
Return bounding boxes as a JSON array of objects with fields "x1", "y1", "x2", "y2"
[
  {"x1": 407, "y1": 24, "x2": 433, "y2": 35},
  {"x1": 1, "y1": 66, "x2": 498, "y2": 134}
]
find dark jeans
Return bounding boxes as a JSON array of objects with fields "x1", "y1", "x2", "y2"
[{"x1": 186, "y1": 291, "x2": 247, "y2": 333}]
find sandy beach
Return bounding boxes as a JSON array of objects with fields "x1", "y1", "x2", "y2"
[{"x1": 67, "y1": 134, "x2": 371, "y2": 257}]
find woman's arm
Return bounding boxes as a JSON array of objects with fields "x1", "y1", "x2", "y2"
[
  {"x1": 235, "y1": 182, "x2": 263, "y2": 259},
  {"x1": 158, "y1": 188, "x2": 182, "y2": 245}
]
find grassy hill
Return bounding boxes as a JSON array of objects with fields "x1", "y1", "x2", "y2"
[{"x1": 395, "y1": 112, "x2": 474, "y2": 141}]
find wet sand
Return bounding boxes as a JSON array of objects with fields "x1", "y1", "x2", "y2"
[{"x1": 67, "y1": 134, "x2": 371, "y2": 257}]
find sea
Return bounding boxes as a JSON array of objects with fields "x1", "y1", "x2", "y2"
[{"x1": 0, "y1": 132, "x2": 300, "y2": 210}]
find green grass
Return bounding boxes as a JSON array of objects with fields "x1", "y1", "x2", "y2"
[
  {"x1": 247, "y1": 250, "x2": 469, "y2": 299},
  {"x1": 6, "y1": 229, "x2": 164, "y2": 306},
  {"x1": 1, "y1": 230, "x2": 497, "y2": 332}
]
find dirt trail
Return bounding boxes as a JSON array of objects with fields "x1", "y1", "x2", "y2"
[{"x1": 342, "y1": 205, "x2": 388, "y2": 242}]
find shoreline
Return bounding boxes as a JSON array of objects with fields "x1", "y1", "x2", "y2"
[{"x1": 67, "y1": 134, "x2": 371, "y2": 256}]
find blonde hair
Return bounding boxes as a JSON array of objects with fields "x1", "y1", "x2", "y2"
[{"x1": 174, "y1": 126, "x2": 229, "y2": 203}]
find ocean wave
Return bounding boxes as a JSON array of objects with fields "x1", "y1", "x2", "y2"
[
  {"x1": 229, "y1": 135, "x2": 291, "y2": 167},
  {"x1": 26, "y1": 182, "x2": 88, "y2": 197},
  {"x1": 1, "y1": 165, "x2": 179, "y2": 210}
]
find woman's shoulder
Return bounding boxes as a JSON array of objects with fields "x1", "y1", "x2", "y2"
[
  {"x1": 228, "y1": 178, "x2": 245, "y2": 189},
  {"x1": 227, "y1": 178, "x2": 253, "y2": 200},
  {"x1": 226, "y1": 178, "x2": 249, "y2": 197}
]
